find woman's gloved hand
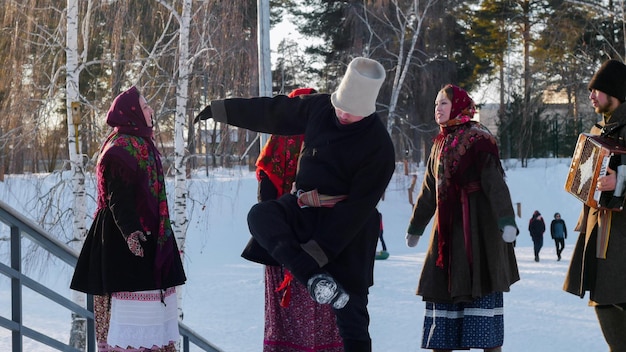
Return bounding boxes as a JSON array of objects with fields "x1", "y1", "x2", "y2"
[
  {"x1": 502, "y1": 225, "x2": 518, "y2": 243},
  {"x1": 127, "y1": 231, "x2": 147, "y2": 257},
  {"x1": 406, "y1": 233, "x2": 420, "y2": 247}
]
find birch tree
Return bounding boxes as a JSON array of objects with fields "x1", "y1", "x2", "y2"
[
  {"x1": 154, "y1": 0, "x2": 194, "y2": 326},
  {"x1": 175, "y1": 0, "x2": 192, "y2": 323},
  {"x1": 66, "y1": 0, "x2": 89, "y2": 348},
  {"x1": 357, "y1": 0, "x2": 439, "y2": 136}
]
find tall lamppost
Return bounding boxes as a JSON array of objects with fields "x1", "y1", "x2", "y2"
[{"x1": 258, "y1": 0, "x2": 271, "y2": 148}]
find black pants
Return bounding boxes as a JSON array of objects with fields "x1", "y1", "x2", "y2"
[
  {"x1": 247, "y1": 199, "x2": 320, "y2": 284},
  {"x1": 247, "y1": 197, "x2": 373, "y2": 351},
  {"x1": 554, "y1": 238, "x2": 565, "y2": 257},
  {"x1": 595, "y1": 304, "x2": 626, "y2": 351},
  {"x1": 531, "y1": 235, "x2": 543, "y2": 258},
  {"x1": 334, "y1": 293, "x2": 371, "y2": 352}
]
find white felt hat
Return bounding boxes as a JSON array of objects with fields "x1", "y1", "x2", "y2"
[{"x1": 331, "y1": 57, "x2": 386, "y2": 117}]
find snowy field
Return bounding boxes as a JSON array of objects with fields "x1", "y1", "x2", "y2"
[{"x1": 0, "y1": 158, "x2": 608, "y2": 351}]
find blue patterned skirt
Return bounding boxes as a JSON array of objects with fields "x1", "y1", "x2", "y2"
[{"x1": 422, "y1": 292, "x2": 504, "y2": 350}]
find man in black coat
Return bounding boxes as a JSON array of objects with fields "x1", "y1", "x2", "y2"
[{"x1": 195, "y1": 57, "x2": 395, "y2": 352}]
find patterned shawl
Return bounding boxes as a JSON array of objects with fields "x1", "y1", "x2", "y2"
[
  {"x1": 255, "y1": 88, "x2": 315, "y2": 196},
  {"x1": 433, "y1": 85, "x2": 500, "y2": 268},
  {"x1": 96, "y1": 86, "x2": 175, "y2": 287}
]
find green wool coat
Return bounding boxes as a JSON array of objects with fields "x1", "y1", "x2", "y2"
[{"x1": 408, "y1": 133, "x2": 520, "y2": 304}]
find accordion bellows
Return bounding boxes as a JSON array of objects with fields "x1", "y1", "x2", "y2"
[{"x1": 565, "y1": 133, "x2": 626, "y2": 210}]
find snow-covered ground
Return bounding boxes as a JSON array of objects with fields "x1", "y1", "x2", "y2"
[{"x1": 0, "y1": 159, "x2": 607, "y2": 351}]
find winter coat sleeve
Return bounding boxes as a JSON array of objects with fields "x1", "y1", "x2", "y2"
[
  {"x1": 105, "y1": 164, "x2": 143, "y2": 239},
  {"x1": 479, "y1": 153, "x2": 517, "y2": 229},
  {"x1": 210, "y1": 95, "x2": 312, "y2": 135},
  {"x1": 407, "y1": 148, "x2": 438, "y2": 236}
]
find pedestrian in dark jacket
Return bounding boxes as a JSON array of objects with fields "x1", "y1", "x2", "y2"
[
  {"x1": 71, "y1": 86, "x2": 186, "y2": 351},
  {"x1": 529, "y1": 210, "x2": 546, "y2": 262},
  {"x1": 564, "y1": 59, "x2": 626, "y2": 351},
  {"x1": 550, "y1": 212, "x2": 567, "y2": 261},
  {"x1": 195, "y1": 57, "x2": 395, "y2": 352},
  {"x1": 375, "y1": 211, "x2": 389, "y2": 259}
]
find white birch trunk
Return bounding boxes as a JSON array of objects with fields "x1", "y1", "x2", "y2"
[
  {"x1": 385, "y1": 0, "x2": 434, "y2": 136},
  {"x1": 173, "y1": 0, "x2": 192, "y2": 327},
  {"x1": 66, "y1": 0, "x2": 88, "y2": 349}
]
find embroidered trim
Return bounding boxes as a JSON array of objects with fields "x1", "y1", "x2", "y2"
[{"x1": 112, "y1": 287, "x2": 176, "y2": 301}]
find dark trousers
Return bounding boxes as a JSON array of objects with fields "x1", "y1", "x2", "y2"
[
  {"x1": 379, "y1": 232, "x2": 387, "y2": 251},
  {"x1": 247, "y1": 198, "x2": 373, "y2": 351},
  {"x1": 595, "y1": 304, "x2": 626, "y2": 351},
  {"x1": 247, "y1": 199, "x2": 320, "y2": 284},
  {"x1": 531, "y1": 235, "x2": 543, "y2": 258},
  {"x1": 554, "y1": 238, "x2": 565, "y2": 257},
  {"x1": 334, "y1": 293, "x2": 371, "y2": 352}
]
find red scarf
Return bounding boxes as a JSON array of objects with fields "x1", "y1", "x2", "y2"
[
  {"x1": 256, "y1": 134, "x2": 305, "y2": 196},
  {"x1": 255, "y1": 88, "x2": 315, "y2": 196}
]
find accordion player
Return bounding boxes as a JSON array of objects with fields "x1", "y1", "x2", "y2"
[{"x1": 565, "y1": 133, "x2": 626, "y2": 211}]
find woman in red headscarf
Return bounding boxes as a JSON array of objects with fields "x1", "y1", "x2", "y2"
[
  {"x1": 404, "y1": 84, "x2": 519, "y2": 352},
  {"x1": 240, "y1": 87, "x2": 344, "y2": 352}
]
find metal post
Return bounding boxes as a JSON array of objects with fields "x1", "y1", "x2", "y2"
[
  {"x1": 87, "y1": 295, "x2": 95, "y2": 352},
  {"x1": 11, "y1": 225, "x2": 22, "y2": 352},
  {"x1": 257, "y1": 0, "x2": 272, "y2": 148}
]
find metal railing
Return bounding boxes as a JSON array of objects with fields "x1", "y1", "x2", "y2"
[{"x1": 0, "y1": 199, "x2": 222, "y2": 352}]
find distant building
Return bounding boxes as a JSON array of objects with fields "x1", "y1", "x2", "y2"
[{"x1": 476, "y1": 101, "x2": 597, "y2": 136}]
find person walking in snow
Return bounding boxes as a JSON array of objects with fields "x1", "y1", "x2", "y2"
[
  {"x1": 194, "y1": 57, "x2": 394, "y2": 352},
  {"x1": 404, "y1": 84, "x2": 519, "y2": 352},
  {"x1": 375, "y1": 210, "x2": 389, "y2": 260},
  {"x1": 564, "y1": 59, "x2": 626, "y2": 351},
  {"x1": 550, "y1": 212, "x2": 567, "y2": 261},
  {"x1": 529, "y1": 210, "x2": 546, "y2": 262}
]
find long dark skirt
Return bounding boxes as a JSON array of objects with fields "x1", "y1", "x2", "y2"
[{"x1": 422, "y1": 292, "x2": 504, "y2": 350}]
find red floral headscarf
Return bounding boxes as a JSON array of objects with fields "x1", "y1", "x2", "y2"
[
  {"x1": 439, "y1": 84, "x2": 476, "y2": 128},
  {"x1": 255, "y1": 87, "x2": 316, "y2": 196}
]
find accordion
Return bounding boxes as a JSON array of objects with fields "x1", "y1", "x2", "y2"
[{"x1": 565, "y1": 133, "x2": 626, "y2": 210}]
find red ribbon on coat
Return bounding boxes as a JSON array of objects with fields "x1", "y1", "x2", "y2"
[
  {"x1": 275, "y1": 269, "x2": 294, "y2": 307},
  {"x1": 460, "y1": 182, "x2": 481, "y2": 267}
]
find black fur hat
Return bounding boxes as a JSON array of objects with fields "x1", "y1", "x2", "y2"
[{"x1": 588, "y1": 59, "x2": 626, "y2": 102}]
